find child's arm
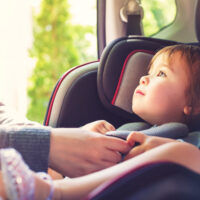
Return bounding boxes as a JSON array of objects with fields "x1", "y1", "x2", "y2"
[{"x1": 81, "y1": 120, "x2": 115, "y2": 134}]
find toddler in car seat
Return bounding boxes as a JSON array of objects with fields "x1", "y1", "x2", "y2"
[
  {"x1": 2, "y1": 44, "x2": 200, "y2": 200},
  {"x1": 82, "y1": 44, "x2": 200, "y2": 142}
]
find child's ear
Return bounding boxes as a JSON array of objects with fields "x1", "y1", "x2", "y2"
[
  {"x1": 183, "y1": 106, "x2": 192, "y2": 115},
  {"x1": 184, "y1": 105, "x2": 200, "y2": 115}
]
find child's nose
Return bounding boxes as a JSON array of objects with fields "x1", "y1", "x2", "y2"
[{"x1": 139, "y1": 75, "x2": 149, "y2": 85}]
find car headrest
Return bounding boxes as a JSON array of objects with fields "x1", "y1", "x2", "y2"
[{"x1": 97, "y1": 36, "x2": 177, "y2": 120}]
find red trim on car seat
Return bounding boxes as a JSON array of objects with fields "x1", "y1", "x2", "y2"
[
  {"x1": 45, "y1": 61, "x2": 99, "y2": 126},
  {"x1": 111, "y1": 50, "x2": 154, "y2": 105}
]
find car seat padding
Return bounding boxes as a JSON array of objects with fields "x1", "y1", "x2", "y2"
[{"x1": 87, "y1": 162, "x2": 200, "y2": 200}]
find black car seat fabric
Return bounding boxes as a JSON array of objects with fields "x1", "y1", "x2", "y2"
[
  {"x1": 86, "y1": 162, "x2": 200, "y2": 200},
  {"x1": 45, "y1": 61, "x2": 99, "y2": 127},
  {"x1": 44, "y1": 60, "x2": 133, "y2": 128}
]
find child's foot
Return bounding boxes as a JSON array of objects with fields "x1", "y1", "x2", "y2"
[{"x1": 0, "y1": 148, "x2": 54, "y2": 200}]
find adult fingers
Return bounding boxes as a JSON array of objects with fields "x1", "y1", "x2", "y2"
[
  {"x1": 124, "y1": 145, "x2": 145, "y2": 160},
  {"x1": 102, "y1": 150, "x2": 122, "y2": 163},
  {"x1": 97, "y1": 126, "x2": 109, "y2": 134},
  {"x1": 127, "y1": 132, "x2": 147, "y2": 146},
  {"x1": 103, "y1": 121, "x2": 115, "y2": 131},
  {"x1": 97, "y1": 121, "x2": 115, "y2": 134},
  {"x1": 105, "y1": 137, "x2": 132, "y2": 154}
]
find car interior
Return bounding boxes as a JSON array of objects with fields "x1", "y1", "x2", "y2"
[
  {"x1": 44, "y1": 0, "x2": 200, "y2": 199},
  {"x1": 44, "y1": 0, "x2": 200, "y2": 128}
]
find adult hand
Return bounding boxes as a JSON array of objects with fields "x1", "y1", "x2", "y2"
[
  {"x1": 48, "y1": 128, "x2": 131, "y2": 177},
  {"x1": 81, "y1": 120, "x2": 115, "y2": 134},
  {"x1": 124, "y1": 132, "x2": 176, "y2": 160}
]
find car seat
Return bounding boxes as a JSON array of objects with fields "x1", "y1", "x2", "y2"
[
  {"x1": 86, "y1": 162, "x2": 200, "y2": 200},
  {"x1": 44, "y1": 36, "x2": 182, "y2": 129},
  {"x1": 44, "y1": 36, "x2": 200, "y2": 199}
]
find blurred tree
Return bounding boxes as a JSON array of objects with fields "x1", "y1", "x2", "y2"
[
  {"x1": 27, "y1": 0, "x2": 95, "y2": 123},
  {"x1": 142, "y1": 0, "x2": 176, "y2": 36}
]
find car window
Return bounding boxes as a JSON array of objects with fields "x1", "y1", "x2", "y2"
[
  {"x1": 142, "y1": 0, "x2": 176, "y2": 36},
  {"x1": 28, "y1": 0, "x2": 97, "y2": 123},
  {"x1": 69, "y1": 0, "x2": 97, "y2": 61}
]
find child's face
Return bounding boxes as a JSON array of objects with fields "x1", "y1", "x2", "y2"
[{"x1": 132, "y1": 52, "x2": 191, "y2": 125}]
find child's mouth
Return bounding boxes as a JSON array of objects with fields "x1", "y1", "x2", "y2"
[{"x1": 135, "y1": 89, "x2": 145, "y2": 96}]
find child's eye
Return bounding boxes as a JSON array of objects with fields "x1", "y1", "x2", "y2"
[{"x1": 157, "y1": 71, "x2": 166, "y2": 77}]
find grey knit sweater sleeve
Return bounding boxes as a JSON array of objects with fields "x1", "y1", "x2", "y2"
[{"x1": 0, "y1": 102, "x2": 51, "y2": 172}]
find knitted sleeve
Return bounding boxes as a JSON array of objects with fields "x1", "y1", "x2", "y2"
[
  {"x1": 0, "y1": 101, "x2": 51, "y2": 172},
  {"x1": 0, "y1": 125, "x2": 51, "y2": 172}
]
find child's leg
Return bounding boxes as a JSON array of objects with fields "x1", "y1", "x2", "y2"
[
  {"x1": 0, "y1": 170, "x2": 57, "y2": 200},
  {"x1": 0, "y1": 148, "x2": 58, "y2": 200},
  {"x1": 136, "y1": 142, "x2": 200, "y2": 174}
]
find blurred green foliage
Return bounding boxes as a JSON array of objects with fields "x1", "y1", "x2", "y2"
[
  {"x1": 142, "y1": 0, "x2": 176, "y2": 36},
  {"x1": 27, "y1": 0, "x2": 96, "y2": 123}
]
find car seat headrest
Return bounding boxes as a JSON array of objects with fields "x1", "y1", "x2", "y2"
[
  {"x1": 97, "y1": 37, "x2": 177, "y2": 120},
  {"x1": 111, "y1": 50, "x2": 153, "y2": 113}
]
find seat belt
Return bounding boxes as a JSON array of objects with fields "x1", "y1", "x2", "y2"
[{"x1": 120, "y1": 0, "x2": 143, "y2": 36}]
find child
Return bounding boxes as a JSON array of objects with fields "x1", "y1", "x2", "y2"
[{"x1": 82, "y1": 44, "x2": 200, "y2": 140}]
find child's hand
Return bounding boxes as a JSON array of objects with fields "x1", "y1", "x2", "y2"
[
  {"x1": 124, "y1": 132, "x2": 176, "y2": 160},
  {"x1": 81, "y1": 120, "x2": 115, "y2": 134}
]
